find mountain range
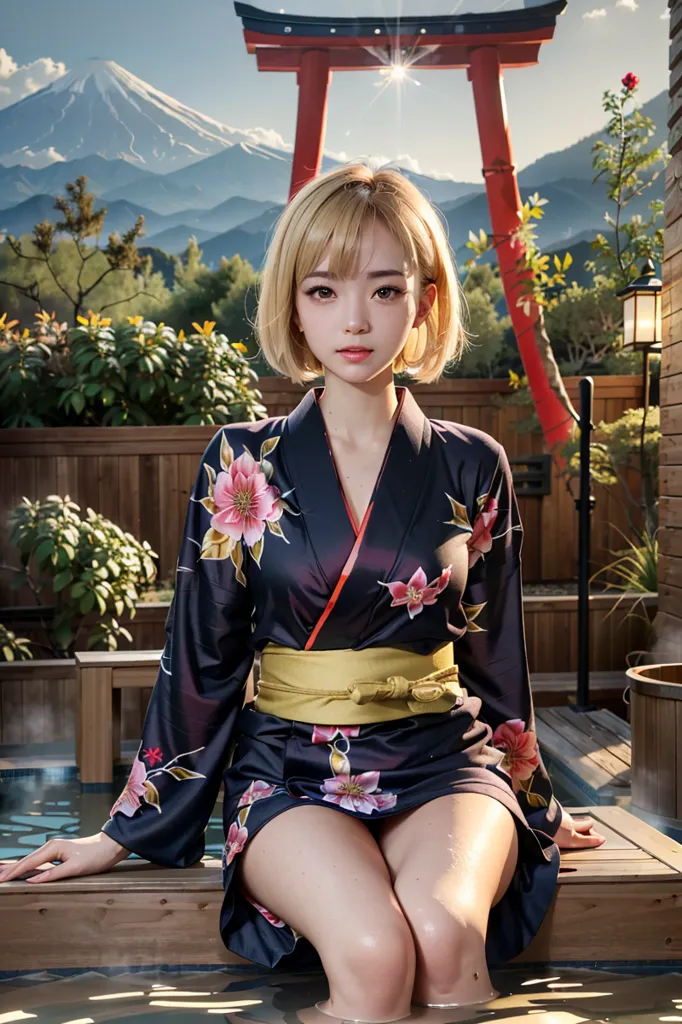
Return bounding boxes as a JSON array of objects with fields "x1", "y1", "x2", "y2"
[{"x1": 0, "y1": 58, "x2": 666, "y2": 275}]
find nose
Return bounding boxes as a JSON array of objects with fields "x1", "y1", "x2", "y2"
[{"x1": 343, "y1": 314, "x2": 370, "y2": 336}]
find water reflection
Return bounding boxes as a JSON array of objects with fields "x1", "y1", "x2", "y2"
[{"x1": 1, "y1": 965, "x2": 682, "y2": 1024}]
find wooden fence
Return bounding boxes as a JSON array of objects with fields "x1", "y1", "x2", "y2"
[
  {"x1": 659, "y1": 6, "x2": 682, "y2": 659},
  {"x1": 0, "y1": 375, "x2": 643, "y2": 606}
]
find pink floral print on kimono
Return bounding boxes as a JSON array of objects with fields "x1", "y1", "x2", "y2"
[
  {"x1": 321, "y1": 770, "x2": 398, "y2": 814},
  {"x1": 311, "y1": 725, "x2": 361, "y2": 745},
  {"x1": 491, "y1": 719, "x2": 541, "y2": 789},
  {"x1": 110, "y1": 746, "x2": 207, "y2": 818},
  {"x1": 199, "y1": 433, "x2": 295, "y2": 585},
  {"x1": 225, "y1": 822, "x2": 249, "y2": 866},
  {"x1": 380, "y1": 565, "x2": 452, "y2": 619},
  {"x1": 467, "y1": 495, "x2": 499, "y2": 568}
]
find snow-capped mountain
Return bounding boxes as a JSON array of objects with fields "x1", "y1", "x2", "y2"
[{"x1": 0, "y1": 58, "x2": 294, "y2": 173}]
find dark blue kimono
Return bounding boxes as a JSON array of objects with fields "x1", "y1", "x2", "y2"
[{"x1": 101, "y1": 384, "x2": 563, "y2": 969}]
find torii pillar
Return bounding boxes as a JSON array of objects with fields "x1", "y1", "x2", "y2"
[{"x1": 235, "y1": 1, "x2": 572, "y2": 451}]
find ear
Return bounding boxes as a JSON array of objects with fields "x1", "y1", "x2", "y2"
[{"x1": 413, "y1": 281, "x2": 437, "y2": 330}]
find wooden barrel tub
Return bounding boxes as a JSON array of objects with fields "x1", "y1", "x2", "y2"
[{"x1": 626, "y1": 663, "x2": 682, "y2": 825}]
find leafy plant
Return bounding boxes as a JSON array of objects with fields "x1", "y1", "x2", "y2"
[
  {"x1": 0, "y1": 311, "x2": 267, "y2": 427},
  {"x1": 559, "y1": 406, "x2": 660, "y2": 539},
  {"x1": 587, "y1": 526, "x2": 658, "y2": 661},
  {"x1": 588, "y1": 73, "x2": 668, "y2": 288},
  {"x1": 0, "y1": 176, "x2": 157, "y2": 323},
  {"x1": 1, "y1": 495, "x2": 159, "y2": 657},
  {"x1": 0, "y1": 623, "x2": 33, "y2": 662}
]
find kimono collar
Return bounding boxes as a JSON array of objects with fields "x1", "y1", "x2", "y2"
[{"x1": 280, "y1": 384, "x2": 435, "y2": 640}]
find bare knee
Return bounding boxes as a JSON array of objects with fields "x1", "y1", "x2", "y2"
[
  {"x1": 320, "y1": 916, "x2": 416, "y2": 1019},
  {"x1": 409, "y1": 901, "x2": 490, "y2": 1005}
]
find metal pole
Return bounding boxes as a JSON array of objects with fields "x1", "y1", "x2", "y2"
[{"x1": 574, "y1": 376, "x2": 596, "y2": 713}]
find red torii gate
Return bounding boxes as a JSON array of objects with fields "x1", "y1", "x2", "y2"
[{"x1": 234, "y1": 1, "x2": 573, "y2": 449}]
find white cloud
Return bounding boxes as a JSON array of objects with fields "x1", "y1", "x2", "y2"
[
  {"x1": 0, "y1": 146, "x2": 66, "y2": 169},
  {"x1": 616, "y1": 0, "x2": 639, "y2": 9},
  {"x1": 583, "y1": 8, "x2": 608, "y2": 18},
  {"x1": 0, "y1": 49, "x2": 67, "y2": 110}
]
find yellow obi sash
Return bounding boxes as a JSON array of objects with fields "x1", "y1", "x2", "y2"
[{"x1": 253, "y1": 642, "x2": 465, "y2": 725}]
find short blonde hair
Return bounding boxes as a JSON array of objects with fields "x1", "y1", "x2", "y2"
[{"x1": 254, "y1": 163, "x2": 468, "y2": 384}]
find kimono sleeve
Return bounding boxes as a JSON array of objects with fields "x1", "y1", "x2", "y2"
[
  {"x1": 455, "y1": 442, "x2": 563, "y2": 839},
  {"x1": 100, "y1": 428, "x2": 255, "y2": 868}
]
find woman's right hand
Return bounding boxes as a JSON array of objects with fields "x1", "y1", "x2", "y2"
[{"x1": 0, "y1": 831, "x2": 130, "y2": 884}]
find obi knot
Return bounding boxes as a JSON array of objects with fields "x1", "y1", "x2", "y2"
[{"x1": 347, "y1": 668, "x2": 461, "y2": 707}]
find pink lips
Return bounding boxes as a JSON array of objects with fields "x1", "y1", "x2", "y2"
[{"x1": 338, "y1": 346, "x2": 372, "y2": 363}]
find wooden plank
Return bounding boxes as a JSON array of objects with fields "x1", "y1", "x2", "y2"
[
  {"x1": 590, "y1": 707, "x2": 633, "y2": 743},
  {"x1": 592, "y1": 804, "x2": 682, "y2": 873},
  {"x1": 544, "y1": 706, "x2": 632, "y2": 769},
  {"x1": 536, "y1": 718, "x2": 616, "y2": 793},
  {"x1": 539, "y1": 708, "x2": 631, "y2": 781}
]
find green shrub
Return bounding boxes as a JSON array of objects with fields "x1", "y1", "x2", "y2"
[
  {"x1": 4, "y1": 494, "x2": 158, "y2": 657},
  {"x1": 0, "y1": 311, "x2": 267, "y2": 427}
]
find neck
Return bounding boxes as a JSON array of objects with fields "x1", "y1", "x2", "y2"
[{"x1": 317, "y1": 368, "x2": 399, "y2": 444}]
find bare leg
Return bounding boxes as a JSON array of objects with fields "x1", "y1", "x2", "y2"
[
  {"x1": 236, "y1": 803, "x2": 417, "y2": 1023},
  {"x1": 376, "y1": 792, "x2": 519, "y2": 1009}
]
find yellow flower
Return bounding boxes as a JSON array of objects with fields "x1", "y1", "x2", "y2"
[
  {"x1": 177, "y1": 329, "x2": 186, "y2": 341},
  {"x1": 127, "y1": 315, "x2": 143, "y2": 326},
  {"x1": 34, "y1": 310, "x2": 55, "y2": 324},
  {"x1": 191, "y1": 320, "x2": 216, "y2": 338},
  {"x1": 22, "y1": 327, "x2": 30, "y2": 339},
  {"x1": 231, "y1": 342, "x2": 248, "y2": 353},
  {"x1": 0, "y1": 313, "x2": 20, "y2": 330},
  {"x1": 77, "y1": 312, "x2": 111, "y2": 329}
]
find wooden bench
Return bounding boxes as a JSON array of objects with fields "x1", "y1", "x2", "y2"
[
  {"x1": 1, "y1": 806, "x2": 681, "y2": 970},
  {"x1": 536, "y1": 706, "x2": 632, "y2": 805}
]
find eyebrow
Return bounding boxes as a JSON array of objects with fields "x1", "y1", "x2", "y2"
[{"x1": 302, "y1": 269, "x2": 407, "y2": 282}]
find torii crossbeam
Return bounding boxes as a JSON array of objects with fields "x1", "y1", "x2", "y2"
[{"x1": 234, "y1": 1, "x2": 572, "y2": 449}]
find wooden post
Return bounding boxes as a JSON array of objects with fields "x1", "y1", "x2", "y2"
[
  {"x1": 78, "y1": 665, "x2": 113, "y2": 786},
  {"x1": 657, "y1": 0, "x2": 682, "y2": 661},
  {"x1": 289, "y1": 49, "x2": 332, "y2": 201}
]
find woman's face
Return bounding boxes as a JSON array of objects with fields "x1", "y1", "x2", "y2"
[{"x1": 292, "y1": 217, "x2": 437, "y2": 385}]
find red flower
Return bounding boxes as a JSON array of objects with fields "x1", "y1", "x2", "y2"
[
  {"x1": 622, "y1": 72, "x2": 640, "y2": 92},
  {"x1": 142, "y1": 746, "x2": 163, "y2": 767}
]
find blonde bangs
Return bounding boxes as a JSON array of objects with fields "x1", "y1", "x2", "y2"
[{"x1": 254, "y1": 164, "x2": 468, "y2": 384}]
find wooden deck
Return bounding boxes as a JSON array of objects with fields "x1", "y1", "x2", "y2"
[
  {"x1": 536, "y1": 705, "x2": 632, "y2": 805},
  {"x1": 1, "y1": 806, "x2": 681, "y2": 969}
]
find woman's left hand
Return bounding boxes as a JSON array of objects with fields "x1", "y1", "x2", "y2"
[{"x1": 554, "y1": 808, "x2": 607, "y2": 849}]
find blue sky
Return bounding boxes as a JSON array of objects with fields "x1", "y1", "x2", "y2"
[{"x1": 0, "y1": 0, "x2": 670, "y2": 181}]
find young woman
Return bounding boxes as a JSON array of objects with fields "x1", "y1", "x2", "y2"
[{"x1": 0, "y1": 165, "x2": 605, "y2": 1023}]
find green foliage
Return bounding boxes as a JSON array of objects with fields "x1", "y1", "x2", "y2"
[
  {"x1": 0, "y1": 235, "x2": 171, "y2": 325},
  {"x1": 0, "y1": 176, "x2": 168, "y2": 324},
  {"x1": 591, "y1": 526, "x2": 658, "y2": 595},
  {"x1": 0, "y1": 623, "x2": 33, "y2": 662},
  {"x1": 543, "y1": 276, "x2": 627, "y2": 375},
  {"x1": 588, "y1": 81, "x2": 668, "y2": 287},
  {"x1": 446, "y1": 264, "x2": 513, "y2": 378},
  {"x1": 465, "y1": 195, "x2": 574, "y2": 314},
  {"x1": 0, "y1": 312, "x2": 267, "y2": 427},
  {"x1": 559, "y1": 406, "x2": 660, "y2": 537},
  {"x1": 588, "y1": 526, "x2": 658, "y2": 650},
  {"x1": 144, "y1": 238, "x2": 261, "y2": 358},
  {"x1": 4, "y1": 495, "x2": 159, "y2": 657}
]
